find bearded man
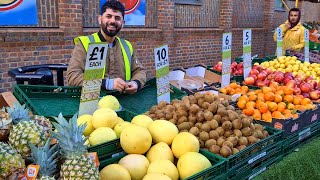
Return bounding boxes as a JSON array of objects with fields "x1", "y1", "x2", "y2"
[
  {"x1": 67, "y1": 0, "x2": 146, "y2": 94},
  {"x1": 273, "y1": 8, "x2": 305, "y2": 55}
]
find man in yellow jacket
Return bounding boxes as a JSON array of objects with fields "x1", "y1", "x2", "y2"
[{"x1": 273, "y1": 8, "x2": 305, "y2": 55}]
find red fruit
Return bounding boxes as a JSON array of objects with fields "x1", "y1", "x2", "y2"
[
  {"x1": 284, "y1": 72, "x2": 293, "y2": 78},
  {"x1": 274, "y1": 73, "x2": 285, "y2": 83},
  {"x1": 257, "y1": 71, "x2": 267, "y2": 81},
  {"x1": 302, "y1": 92, "x2": 310, "y2": 98},
  {"x1": 286, "y1": 80, "x2": 296, "y2": 89},
  {"x1": 293, "y1": 87, "x2": 301, "y2": 95},
  {"x1": 248, "y1": 74, "x2": 257, "y2": 81},
  {"x1": 265, "y1": 80, "x2": 271, "y2": 86},
  {"x1": 252, "y1": 65, "x2": 263, "y2": 72},
  {"x1": 305, "y1": 76, "x2": 314, "y2": 82},
  {"x1": 244, "y1": 77, "x2": 255, "y2": 85},
  {"x1": 267, "y1": 73, "x2": 276, "y2": 80},
  {"x1": 256, "y1": 80, "x2": 266, "y2": 87},
  {"x1": 310, "y1": 90, "x2": 320, "y2": 100},
  {"x1": 300, "y1": 82, "x2": 312, "y2": 93},
  {"x1": 306, "y1": 80, "x2": 317, "y2": 90},
  {"x1": 249, "y1": 69, "x2": 260, "y2": 76},
  {"x1": 283, "y1": 76, "x2": 294, "y2": 84}
]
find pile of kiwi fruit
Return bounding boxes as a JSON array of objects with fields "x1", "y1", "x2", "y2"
[{"x1": 145, "y1": 92, "x2": 270, "y2": 158}]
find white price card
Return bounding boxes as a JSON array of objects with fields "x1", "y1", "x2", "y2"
[
  {"x1": 276, "y1": 27, "x2": 283, "y2": 57},
  {"x1": 243, "y1": 29, "x2": 252, "y2": 79},
  {"x1": 79, "y1": 43, "x2": 108, "y2": 116},
  {"x1": 154, "y1": 44, "x2": 170, "y2": 104},
  {"x1": 304, "y1": 29, "x2": 310, "y2": 63},
  {"x1": 221, "y1": 32, "x2": 232, "y2": 88}
]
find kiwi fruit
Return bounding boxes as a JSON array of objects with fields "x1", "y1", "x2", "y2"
[
  {"x1": 247, "y1": 136, "x2": 258, "y2": 145},
  {"x1": 182, "y1": 96, "x2": 190, "y2": 102},
  {"x1": 201, "y1": 123, "x2": 211, "y2": 132},
  {"x1": 217, "y1": 137, "x2": 225, "y2": 147},
  {"x1": 227, "y1": 136, "x2": 238, "y2": 147},
  {"x1": 222, "y1": 141, "x2": 234, "y2": 149},
  {"x1": 158, "y1": 101, "x2": 167, "y2": 110},
  {"x1": 208, "y1": 120, "x2": 219, "y2": 130},
  {"x1": 233, "y1": 129, "x2": 242, "y2": 137},
  {"x1": 255, "y1": 130, "x2": 265, "y2": 139},
  {"x1": 194, "y1": 92, "x2": 204, "y2": 100},
  {"x1": 216, "y1": 127, "x2": 225, "y2": 136},
  {"x1": 221, "y1": 100, "x2": 229, "y2": 107},
  {"x1": 237, "y1": 145, "x2": 247, "y2": 151},
  {"x1": 189, "y1": 104, "x2": 200, "y2": 114},
  {"x1": 217, "y1": 108, "x2": 227, "y2": 116},
  {"x1": 228, "y1": 112, "x2": 239, "y2": 121},
  {"x1": 195, "y1": 122, "x2": 203, "y2": 129},
  {"x1": 232, "y1": 148, "x2": 240, "y2": 155},
  {"x1": 252, "y1": 131, "x2": 259, "y2": 138},
  {"x1": 224, "y1": 130, "x2": 233, "y2": 138},
  {"x1": 173, "y1": 103, "x2": 181, "y2": 110},
  {"x1": 220, "y1": 116, "x2": 230, "y2": 124},
  {"x1": 177, "y1": 109, "x2": 188, "y2": 117},
  {"x1": 209, "y1": 145, "x2": 221, "y2": 154},
  {"x1": 196, "y1": 111, "x2": 205, "y2": 122},
  {"x1": 208, "y1": 103, "x2": 218, "y2": 114},
  {"x1": 263, "y1": 130, "x2": 269, "y2": 137},
  {"x1": 168, "y1": 119, "x2": 177, "y2": 124},
  {"x1": 178, "y1": 116, "x2": 188, "y2": 124},
  {"x1": 155, "y1": 112, "x2": 164, "y2": 119},
  {"x1": 189, "y1": 127, "x2": 200, "y2": 136},
  {"x1": 178, "y1": 122, "x2": 191, "y2": 131},
  {"x1": 199, "y1": 131, "x2": 210, "y2": 142},
  {"x1": 166, "y1": 104, "x2": 175, "y2": 112},
  {"x1": 204, "y1": 110, "x2": 214, "y2": 121},
  {"x1": 222, "y1": 121, "x2": 233, "y2": 131},
  {"x1": 220, "y1": 146, "x2": 232, "y2": 158},
  {"x1": 254, "y1": 124, "x2": 264, "y2": 132},
  {"x1": 242, "y1": 118, "x2": 251, "y2": 128},
  {"x1": 165, "y1": 112, "x2": 174, "y2": 119},
  {"x1": 189, "y1": 95, "x2": 198, "y2": 104},
  {"x1": 213, "y1": 115, "x2": 222, "y2": 124},
  {"x1": 204, "y1": 94, "x2": 214, "y2": 103},
  {"x1": 205, "y1": 139, "x2": 217, "y2": 148},
  {"x1": 226, "y1": 105, "x2": 235, "y2": 111},
  {"x1": 180, "y1": 129, "x2": 188, "y2": 132},
  {"x1": 173, "y1": 113, "x2": 179, "y2": 120},
  {"x1": 178, "y1": 104, "x2": 189, "y2": 111},
  {"x1": 240, "y1": 114, "x2": 247, "y2": 119},
  {"x1": 238, "y1": 137, "x2": 248, "y2": 146},
  {"x1": 149, "y1": 106, "x2": 158, "y2": 114},
  {"x1": 201, "y1": 102, "x2": 210, "y2": 109},
  {"x1": 199, "y1": 140, "x2": 205, "y2": 148},
  {"x1": 250, "y1": 123, "x2": 256, "y2": 131},
  {"x1": 241, "y1": 127, "x2": 252, "y2": 137},
  {"x1": 209, "y1": 130, "x2": 220, "y2": 140},
  {"x1": 197, "y1": 98, "x2": 205, "y2": 107},
  {"x1": 232, "y1": 119, "x2": 243, "y2": 129},
  {"x1": 188, "y1": 114, "x2": 197, "y2": 124},
  {"x1": 149, "y1": 114, "x2": 156, "y2": 119},
  {"x1": 188, "y1": 122, "x2": 195, "y2": 127}
]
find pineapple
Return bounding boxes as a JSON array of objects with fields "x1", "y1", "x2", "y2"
[
  {"x1": 29, "y1": 138, "x2": 59, "y2": 180},
  {"x1": 52, "y1": 113, "x2": 99, "y2": 180},
  {"x1": 0, "y1": 142, "x2": 26, "y2": 179},
  {"x1": 32, "y1": 115, "x2": 52, "y2": 138},
  {"x1": 0, "y1": 108, "x2": 12, "y2": 141},
  {"x1": 7, "y1": 103, "x2": 48, "y2": 158}
]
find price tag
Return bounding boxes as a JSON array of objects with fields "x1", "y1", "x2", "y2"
[
  {"x1": 79, "y1": 43, "x2": 108, "y2": 116},
  {"x1": 154, "y1": 44, "x2": 170, "y2": 104},
  {"x1": 86, "y1": 152, "x2": 100, "y2": 167},
  {"x1": 243, "y1": 29, "x2": 252, "y2": 79},
  {"x1": 276, "y1": 27, "x2": 283, "y2": 57},
  {"x1": 221, "y1": 33, "x2": 232, "y2": 88},
  {"x1": 304, "y1": 29, "x2": 310, "y2": 63},
  {"x1": 24, "y1": 164, "x2": 40, "y2": 180}
]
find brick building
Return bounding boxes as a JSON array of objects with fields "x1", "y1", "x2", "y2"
[{"x1": 0, "y1": 0, "x2": 319, "y2": 92}]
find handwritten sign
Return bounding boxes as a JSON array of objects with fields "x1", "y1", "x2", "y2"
[
  {"x1": 79, "y1": 43, "x2": 108, "y2": 116},
  {"x1": 276, "y1": 27, "x2": 283, "y2": 57},
  {"x1": 154, "y1": 44, "x2": 170, "y2": 104},
  {"x1": 222, "y1": 33, "x2": 232, "y2": 88},
  {"x1": 243, "y1": 29, "x2": 252, "y2": 79}
]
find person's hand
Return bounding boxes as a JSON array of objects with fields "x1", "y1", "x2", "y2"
[
  {"x1": 125, "y1": 81, "x2": 138, "y2": 94},
  {"x1": 285, "y1": 22, "x2": 291, "y2": 29},
  {"x1": 113, "y1": 78, "x2": 128, "y2": 93}
]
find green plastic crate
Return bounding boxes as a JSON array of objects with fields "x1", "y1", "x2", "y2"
[
  {"x1": 13, "y1": 78, "x2": 186, "y2": 118},
  {"x1": 205, "y1": 126, "x2": 283, "y2": 174},
  {"x1": 99, "y1": 149, "x2": 227, "y2": 180},
  {"x1": 207, "y1": 66, "x2": 222, "y2": 75},
  {"x1": 231, "y1": 75, "x2": 244, "y2": 83},
  {"x1": 310, "y1": 41, "x2": 320, "y2": 51}
]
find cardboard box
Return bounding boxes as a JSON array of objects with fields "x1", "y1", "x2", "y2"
[
  {"x1": 185, "y1": 65, "x2": 222, "y2": 84},
  {"x1": 0, "y1": 92, "x2": 19, "y2": 109}
]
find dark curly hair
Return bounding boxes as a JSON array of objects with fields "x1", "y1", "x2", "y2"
[{"x1": 100, "y1": 0, "x2": 125, "y2": 18}]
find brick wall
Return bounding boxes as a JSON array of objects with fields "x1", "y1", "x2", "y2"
[{"x1": 1, "y1": 0, "x2": 318, "y2": 92}]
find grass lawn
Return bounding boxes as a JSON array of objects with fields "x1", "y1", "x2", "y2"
[{"x1": 254, "y1": 135, "x2": 320, "y2": 180}]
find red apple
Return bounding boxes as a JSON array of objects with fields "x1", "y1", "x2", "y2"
[
  {"x1": 300, "y1": 82, "x2": 312, "y2": 93},
  {"x1": 248, "y1": 74, "x2": 257, "y2": 81},
  {"x1": 265, "y1": 79, "x2": 271, "y2": 86},
  {"x1": 302, "y1": 92, "x2": 310, "y2": 98},
  {"x1": 305, "y1": 76, "x2": 314, "y2": 82},
  {"x1": 286, "y1": 80, "x2": 296, "y2": 89},
  {"x1": 293, "y1": 87, "x2": 301, "y2": 95},
  {"x1": 256, "y1": 80, "x2": 267, "y2": 87},
  {"x1": 310, "y1": 90, "x2": 320, "y2": 100},
  {"x1": 306, "y1": 80, "x2": 317, "y2": 90},
  {"x1": 283, "y1": 76, "x2": 294, "y2": 84},
  {"x1": 284, "y1": 72, "x2": 293, "y2": 78},
  {"x1": 264, "y1": 68, "x2": 272, "y2": 75},
  {"x1": 244, "y1": 77, "x2": 255, "y2": 85},
  {"x1": 267, "y1": 73, "x2": 276, "y2": 80},
  {"x1": 252, "y1": 65, "x2": 263, "y2": 72},
  {"x1": 274, "y1": 72, "x2": 285, "y2": 83},
  {"x1": 249, "y1": 69, "x2": 260, "y2": 76},
  {"x1": 257, "y1": 71, "x2": 268, "y2": 81}
]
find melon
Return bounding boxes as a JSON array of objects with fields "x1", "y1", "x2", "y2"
[
  {"x1": 148, "y1": 120, "x2": 178, "y2": 145},
  {"x1": 100, "y1": 164, "x2": 131, "y2": 180},
  {"x1": 120, "y1": 125, "x2": 152, "y2": 154},
  {"x1": 119, "y1": 154, "x2": 150, "y2": 180},
  {"x1": 171, "y1": 132, "x2": 199, "y2": 158},
  {"x1": 99, "y1": 95, "x2": 121, "y2": 110},
  {"x1": 92, "y1": 108, "x2": 118, "y2": 128}
]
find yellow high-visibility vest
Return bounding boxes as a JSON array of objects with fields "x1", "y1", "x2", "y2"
[{"x1": 74, "y1": 32, "x2": 133, "y2": 81}]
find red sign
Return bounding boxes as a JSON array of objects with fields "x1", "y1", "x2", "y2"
[
  {"x1": 0, "y1": 0, "x2": 23, "y2": 11},
  {"x1": 274, "y1": 122, "x2": 283, "y2": 130},
  {"x1": 118, "y1": 0, "x2": 141, "y2": 14}
]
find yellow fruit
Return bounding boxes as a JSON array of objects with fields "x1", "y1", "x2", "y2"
[
  {"x1": 120, "y1": 125, "x2": 152, "y2": 154},
  {"x1": 77, "y1": 114, "x2": 94, "y2": 136},
  {"x1": 99, "y1": 95, "x2": 121, "y2": 110},
  {"x1": 147, "y1": 160, "x2": 179, "y2": 180},
  {"x1": 89, "y1": 127, "x2": 117, "y2": 146},
  {"x1": 131, "y1": 115, "x2": 153, "y2": 128},
  {"x1": 171, "y1": 132, "x2": 199, "y2": 158},
  {"x1": 146, "y1": 142, "x2": 174, "y2": 163},
  {"x1": 100, "y1": 164, "x2": 131, "y2": 180},
  {"x1": 177, "y1": 152, "x2": 212, "y2": 180},
  {"x1": 148, "y1": 120, "x2": 179, "y2": 145},
  {"x1": 119, "y1": 154, "x2": 150, "y2": 180},
  {"x1": 142, "y1": 173, "x2": 171, "y2": 180},
  {"x1": 92, "y1": 108, "x2": 118, "y2": 128},
  {"x1": 114, "y1": 121, "x2": 132, "y2": 138}
]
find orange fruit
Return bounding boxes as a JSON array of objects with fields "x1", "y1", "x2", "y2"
[
  {"x1": 267, "y1": 102, "x2": 278, "y2": 112},
  {"x1": 269, "y1": 82, "x2": 279, "y2": 89},
  {"x1": 283, "y1": 87, "x2": 293, "y2": 95},
  {"x1": 257, "y1": 93, "x2": 265, "y2": 101},
  {"x1": 243, "y1": 107, "x2": 255, "y2": 116},
  {"x1": 305, "y1": 104, "x2": 315, "y2": 110},
  {"x1": 220, "y1": 88, "x2": 227, "y2": 94},
  {"x1": 239, "y1": 95, "x2": 249, "y2": 102},
  {"x1": 275, "y1": 90, "x2": 285, "y2": 97},
  {"x1": 301, "y1": 98, "x2": 312, "y2": 105},
  {"x1": 229, "y1": 88, "x2": 236, "y2": 95},
  {"x1": 255, "y1": 89, "x2": 262, "y2": 94},
  {"x1": 287, "y1": 103, "x2": 295, "y2": 110},
  {"x1": 230, "y1": 82, "x2": 239, "y2": 89},
  {"x1": 252, "y1": 109, "x2": 262, "y2": 120},
  {"x1": 262, "y1": 87, "x2": 272, "y2": 94},
  {"x1": 237, "y1": 99, "x2": 247, "y2": 109},
  {"x1": 258, "y1": 102, "x2": 269, "y2": 113},
  {"x1": 249, "y1": 94, "x2": 258, "y2": 101},
  {"x1": 241, "y1": 86, "x2": 249, "y2": 93},
  {"x1": 264, "y1": 92, "x2": 275, "y2": 102},
  {"x1": 262, "y1": 111, "x2": 272, "y2": 122},
  {"x1": 274, "y1": 95, "x2": 283, "y2": 103},
  {"x1": 272, "y1": 111, "x2": 285, "y2": 119},
  {"x1": 277, "y1": 102, "x2": 286, "y2": 113},
  {"x1": 293, "y1": 97, "x2": 302, "y2": 105},
  {"x1": 295, "y1": 105, "x2": 306, "y2": 112},
  {"x1": 283, "y1": 95, "x2": 293, "y2": 103},
  {"x1": 284, "y1": 113, "x2": 293, "y2": 119},
  {"x1": 246, "y1": 101, "x2": 256, "y2": 109},
  {"x1": 293, "y1": 114, "x2": 299, "y2": 119},
  {"x1": 247, "y1": 91, "x2": 257, "y2": 96}
]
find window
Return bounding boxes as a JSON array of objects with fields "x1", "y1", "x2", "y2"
[
  {"x1": 275, "y1": 0, "x2": 287, "y2": 11},
  {"x1": 175, "y1": 0, "x2": 202, "y2": 6}
]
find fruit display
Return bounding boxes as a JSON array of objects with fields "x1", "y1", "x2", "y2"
[
  {"x1": 144, "y1": 93, "x2": 270, "y2": 158},
  {"x1": 211, "y1": 61, "x2": 244, "y2": 75},
  {"x1": 237, "y1": 85, "x2": 316, "y2": 122},
  {"x1": 219, "y1": 82, "x2": 249, "y2": 95},
  {"x1": 290, "y1": 51, "x2": 320, "y2": 63}
]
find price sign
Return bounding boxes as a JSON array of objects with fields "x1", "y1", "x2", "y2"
[
  {"x1": 79, "y1": 43, "x2": 108, "y2": 116},
  {"x1": 276, "y1": 27, "x2": 283, "y2": 57},
  {"x1": 86, "y1": 152, "x2": 100, "y2": 167},
  {"x1": 304, "y1": 29, "x2": 310, "y2": 63},
  {"x1": 154, "y1": 44, "x2": 170, "y2": 104},
  {"x1": 25, "y1": 164, "x2": 40, "y2": 180},
  {"x1": 243, "y1": 29, "x2": 252, "y2": 79},
  {"x1": 221, "y1": 33, "x2": 232, "y2": 88}
]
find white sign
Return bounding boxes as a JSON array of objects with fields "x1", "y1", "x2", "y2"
[
  {"x1": 79, "y1": 43, "x2": 108, "y2": 116},
  {"x1": 243, "y1": 29, "x2": 252, "y2": 79},
  {"x1": 304, "y1": 29, "x2": 310, "y2": 63},
  {"x1": 222, "y1": 33, "x2": 232, "y2": 88},
  {"x1": 154, "y1": 44, "x2": 170, "y2": 104},
  {"x1": 276, "y1": 27, "x2": 283, "y2": 57}
]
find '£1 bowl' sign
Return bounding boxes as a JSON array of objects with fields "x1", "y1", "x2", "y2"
[
  {"x1": 0, "y1": 0, "x2": 23, "y2": 11},
  {"x1": 118, "y1": 0, "x2": 141, "y2": 14}
]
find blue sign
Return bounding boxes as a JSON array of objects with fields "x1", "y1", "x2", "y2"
[{"x1": 0, "y1": 0, "x2": 38, "y2": 26}]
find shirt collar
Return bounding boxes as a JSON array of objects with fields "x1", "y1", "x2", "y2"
[{"x1": 98, "y1": 30, "x2": 116, "y2": 47}]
